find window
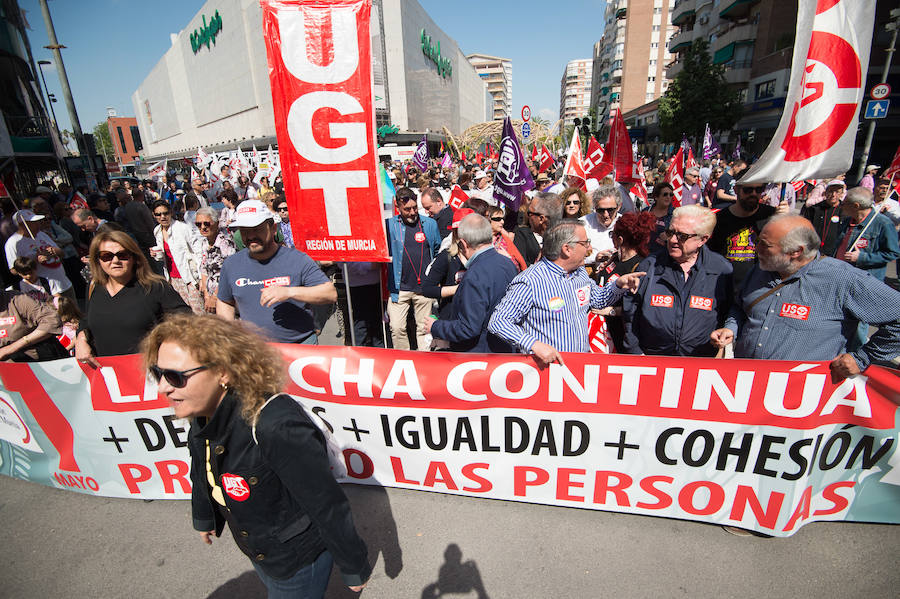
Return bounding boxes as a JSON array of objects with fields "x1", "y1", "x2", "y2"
[
  {"x1": 654, "y1": 7, "x2": 661, "y2": 14},
  {"x1": 651, "y1": 42, "x2": 659, "y2": 49},
  {"x1": 755, "y1": 79, "x2": 776, "y2": 100},
  {"x1": 130, "y1": 126, "x2": 142, "y2": 151},
  {"x1": 652, "y1": 25, "x2": 660, "y2": 32},
  {"x1": 650, "y1": 60, "x2": 657, "y2": 66},
  {"x1": 649, "y1": 77, "x2": 656, "y2": 82},
  {"x1": 117, "y1": 127, "x2": 126, "y2": 151}
]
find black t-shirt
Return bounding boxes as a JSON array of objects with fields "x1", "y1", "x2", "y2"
[
  {"x1": 713, "y1": 172, "x2": 736, "y2": 209},
  {"x1": 435, "y1": 206, "x2": 454, "y2": 239},
  {"x1": 83, "y1": 280, "x2": 190, "y2": 356},
  {"x1": 709, "y1": 204, "x2": 776, "y2": 290},
  {"x1": 801, "y1": 203, "x2": 844, "y2": 257},
  {"x1": 399, "y1": 220, "x2": 432, "y2": 292},
  {"x1": 596, "y1": 253, "x2": 643, "y2": 352}
]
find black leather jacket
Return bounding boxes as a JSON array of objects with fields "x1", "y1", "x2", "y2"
[{"x1": 189, "y1": 392, "x2": 371, "y2": 585}]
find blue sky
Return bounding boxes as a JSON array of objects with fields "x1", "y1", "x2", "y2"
[{"x1": 21, "y1": 0, "x2": 607, "y2": 135}]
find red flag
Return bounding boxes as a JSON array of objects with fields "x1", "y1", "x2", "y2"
[
  {"x1": 449, "y1": 185, "x2": 469, "y2": 210},
  {"x1": 664, "y1": 148, "x2": 685, "y2": 207},
  {"x1": 884, "y1": 145, "x2": 900, "y2": 179},
  {"x1": 685, "y1": 148, "x2": 699, "y2": 170},
  {"x1": 791, "y1": 181, "x2": 806, "y2": 193},
  {"x1": 461, "y1": 150, "x2": 467, "y2": 162},
  {"x1": 0, "y1": 180, "x2": 11, "y2": 198},
  {"x1": 539, "y1": 145, "x2": 555, "y2": 174},
  {"x1": 584, "y1": 136, "x2": 613, "y2": 181},
  {"x1": 562, "y1": 132, "x2": 586, "y2": 190},
  {"x1": 531, "y1": 144, "x2": 539, "y2": 162},
  {"x1": 606, "y1": 109, "x2": 633, "y2": 182},
  {"x1": 587, "y1": 312, "x2": 615, "y2": 354},
  {"x1": 69, "y1": 191, "x2": 89, "y2": 212},
  {"x1": 440, "y1": 140, "x2": 444, "y2": 153},
  {"x1": 630, "y1": 160, "x2": 649, "y2": 204},
  {"x1": 475, "y1": 152, "x2": 484, "y2": 165}
]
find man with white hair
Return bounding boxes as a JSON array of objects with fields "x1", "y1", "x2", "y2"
[
  {"x1": 834, "y1": 186, "x2": 899, "y2": 282},
  {"x1": 623, "y1": 205, "x2": 732, "y2": 356},
  {"x1": 710, "y1": 215, "x2": 900, "y2": 380},
  {"x1": 422, "y1": 214, "x2": 517, "y2": 352},
  {"x1": 681, "y1": 167, "x2": 704, "y2": 206}
]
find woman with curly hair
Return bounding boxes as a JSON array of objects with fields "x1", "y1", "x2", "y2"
[
  {"x1": 594, "y1": 211, "x2": 657, "y2": 351},
  {"x1": 142, "y1": 313, "x2": 371, "y2": 597},
  {"x1": 560, "y1": 187, "x2": 591, "y2": 219}
]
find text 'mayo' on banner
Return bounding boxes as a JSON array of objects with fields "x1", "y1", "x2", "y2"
[{"x1": 260, "y1": 0, "x2": 388, "y2": 261}]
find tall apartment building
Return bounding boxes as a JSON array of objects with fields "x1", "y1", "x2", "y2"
[
  {"x1": 591, "y1": 0, "x2": 676, "y2": 122},
  {"x1": 467, "y1": 54, "x2": 512, "y2": 121},
  {"x1": 559, "y1": 59, "x2": 593, "y2": 130}
]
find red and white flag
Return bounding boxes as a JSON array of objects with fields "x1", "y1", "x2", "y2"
[
  {"x1": 531, "y1": 144, "x2": 539, "y2": 163},
  {"x1": 448, "y1": 184, "x2": 469, "y2": 210},
  {"x1": 587, "y1": 312, "x2": 615, "y2": 354},
  {"x1": 538, "y1": 144, "x2": 555, "y2": 174},
  {"x1": 606, "y1": 109, "x2": 633, "y2": 183},
  {"x1": 665, "y1": 148, "x2": 685, "y2": 207},
  {"x1": 685, "y1": 148, "x2": 699, "y2": 170},
  {"x1": 630, "y1": 160, "x2": 649, "y2": 205},
  {"x1": 883, "y1": 145, "x2": 900, "y2": 180},
  {"x1": 562, "y1": 132, "x2": 586, "y2": 190},
  {"x1": 260, "y1": 0, "x2": 388, "y2": 262},
  {"x1": 741, "y1": 0, "x2": 875, "y2": 183},
  {"x1": 584, "y1": 136, "x2": 613, "y2": 181}
]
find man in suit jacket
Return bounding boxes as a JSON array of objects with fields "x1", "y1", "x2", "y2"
[{"x1": 423, "y1": 214, "x2": 517, "y2": 352}]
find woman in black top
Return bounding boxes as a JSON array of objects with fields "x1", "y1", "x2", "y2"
[
  {"x1": 594, "y1": 212, "x2": 656, "y2": 351},
  {"x1": 142, "y1": 314, "x2": 370, "y2": 597},
  {"x1": 75, "y1": 230, "x2": 188, "y2": 365}
]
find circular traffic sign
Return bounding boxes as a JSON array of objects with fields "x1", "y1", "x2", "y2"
[
  {"x1": 521, "y1": 105, "x2": 531, "y2": 122},
  {"x1": 871, "y1": 83, "x2": 891, "y2": 100}
]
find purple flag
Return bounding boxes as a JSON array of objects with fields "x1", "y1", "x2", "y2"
[
  {"x1": 492, "y1": 117, "x2": 535, "y2": 211},
  {"x1": 413, "y1": 135, "x2": 428, "y2": 171},
  {"x1": 702, "y1": 124, "x2": 721, "y2": 160},
  {"x1": 681, "y1": 135, "x2": 692, "y2": 154},
  {"x1": 733, "y1": 137, "x2": 742, "y2": 160},
  {"x1": 441, "y1": 152, "x2": 451, "y2": 169}
]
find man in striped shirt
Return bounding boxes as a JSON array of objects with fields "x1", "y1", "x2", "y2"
[{"x1": 488, "y1": 220, "x2": 645, "y2": 366}]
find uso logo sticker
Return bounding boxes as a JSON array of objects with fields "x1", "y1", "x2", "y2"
[
  {"x1": 263, "y1": 276, "x2": 291, "y2": 288},
  {"x1": 779, "y1": 303, "x2": 810, "y2": 320},
  {"x1": 0, "y1": 316, "x2": 16, "y2": 325},
  {"x1": 414, "y1": 232, "x2": 426, "y2": 243},
  {"x1": 575, "y1": 285, "x2": 591, "y2": 307},
  {"x1": 650, "y1": 294, "x2": 674, "y2": 308},
  {"x1": 221, "y1": 473, "x2": 251, "y2": 502},
  {"x1": 689, "y1": 295, "x2": 713, "y2": 311},
  {"x1": 856, "y1": 238, "x2": 869, "y2": 249},
  {"x1": 0, "y1": 329, "x2": 7, "y2": 339}
]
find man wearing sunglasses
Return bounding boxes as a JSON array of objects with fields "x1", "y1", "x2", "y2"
[
  {"x1": 622, "y1": 205, "x2": 732, "y2": 356},
  {"x1": 216, "y1": 200, "x2": 337, "y2": 344},
  {"x1": 513, "y1": 193, "x2": 558, "y2": 266},
  {"x1": 708, "y1": 180, "x2": 776, "y2": 292}
]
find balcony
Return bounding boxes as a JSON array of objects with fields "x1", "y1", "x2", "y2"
[
  {"x1": 672, "y1": 0, "x2": 696, "y2": 25},
  {"x1": 615, "y1": 1, "x2": 627, "y2": 19},
  {"x1": 612, "y1": 68, "x2": 622, "y2": 82},
  {"x1": 712, "y1": 22, "x2": 757, "y2": 54},
  {"x1": 719, "y1": 0, "x2": 759, "y2": 20},
  {"x1": 4, "y1": 114, "x2": 54, "y2": 154},
  {"x1": 666, "y1": 59, "x2": 684, "y2": 79},
  {"x1": 723, "y1": 60, "x2": 752, "y2": 84},
  {"x1": 668, "y1": 28, "x2": 694, "y2": 53}
]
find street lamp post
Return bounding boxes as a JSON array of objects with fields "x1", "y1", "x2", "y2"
[
  {"x1": 37, "y1": 0, "x2": 97, "y2": 186},
  {"x1": 36, "y1": 59, "x2": 66, "y2": 178}
]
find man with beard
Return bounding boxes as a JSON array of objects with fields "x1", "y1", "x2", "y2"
[
  {"x1": 710, "y1": 215, "x2": 900, "y2": 380},
  {"x1": 385, "y1": 187, "x2": 441, "y2": 350},
  {"x1": 801, "y1": 180, "x2": 846, "y2": 256},
  {"x1": 419, "y1": 187, "x2": 453, "y2": 240},
  {"x1": 708, "y1": 180, "x2": 776, "y2": 292},
  {"x1": 216, "y1": 200, "x2": 337, "y2": 344}
]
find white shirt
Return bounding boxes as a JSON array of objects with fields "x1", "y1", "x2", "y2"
[
  {"x1": 4, "y1": 230, "x2": 71, "y2": 293},
  {"x1": 875, "y1": 199, "x2": 900, "y2": 226},
  {"x1": 580, "y1": 212, "x2": 618, "y2": 264}
]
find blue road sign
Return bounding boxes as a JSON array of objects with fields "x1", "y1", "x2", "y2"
[
  {"x1": 865, "y1": 100, "x2": 890, "y2": 119},
  {"x1": 522, "y1": 122, "x2": 531, "y2": 138}
]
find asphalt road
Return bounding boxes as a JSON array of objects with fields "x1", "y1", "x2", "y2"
[{"x1": 2, "y1": 304, "x2": 899, "y2": 599}]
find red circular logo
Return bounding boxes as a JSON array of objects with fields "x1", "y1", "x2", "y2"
[
  {"x1": 221, "y1": 473, "x2": 250, "y2": 502},
  {"x1": 414, "y1": 232, "x2": 426, "y2": 243}
]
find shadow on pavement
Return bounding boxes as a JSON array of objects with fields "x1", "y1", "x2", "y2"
[
  {"x1": 206, "y1": 570, "x2": 266, "y2": 598},
  {"x1": 420, "y1": 543, "x2": 489, "y2": 599},
  {"x1": 327, "y1": 483, "x2": 403, "y2": 598}
]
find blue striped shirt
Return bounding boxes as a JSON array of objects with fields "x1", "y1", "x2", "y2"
[{"x1": 488, "y1": 258, "x2": 625, "y2": 353}]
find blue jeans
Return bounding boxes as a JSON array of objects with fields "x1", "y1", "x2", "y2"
[{"x1": 252, "y1": 550, "x2": 333, "y2": 599}]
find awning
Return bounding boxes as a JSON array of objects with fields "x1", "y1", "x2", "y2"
[
  {"x1": 672, "y1": 9, "x2": 695, "y2": 25},
  {"x1": 719, "y1": 0, "x2": 756, "y2": 19},
  {"x1": 670, "y1": 39, "x2": 692, "y2": 53},
  {"x1": 713, "y1": 43, "x2": 735, "y2": 64}
]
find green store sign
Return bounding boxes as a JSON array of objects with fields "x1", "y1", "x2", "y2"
[
  {"x1": 190, "y1": 10, "x2": 223, "y2": 54},
  {"x1": 420, "y1": 29, "x2": 452, "y2": 79}
]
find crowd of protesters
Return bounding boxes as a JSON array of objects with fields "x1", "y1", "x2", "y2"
[{"x1": 1, "y1": 151, "x2": 898, "y2": 383}]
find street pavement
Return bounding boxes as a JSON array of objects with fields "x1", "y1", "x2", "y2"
[{"x1": 1, "y1": 309, "x2": 899, "y2": 598}]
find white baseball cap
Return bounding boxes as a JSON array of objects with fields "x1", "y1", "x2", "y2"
[
  {"x1": 14, "y1": 209, "x2": 45, "y2": 224},
  {"x1": 228, "y1": 200, "x2": 274, "y2": 228}
]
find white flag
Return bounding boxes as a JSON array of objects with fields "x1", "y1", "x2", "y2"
[
  {"x1": 740, "y1": 0, "x2": 875, "y2": 183},
  {"x1": 148, "y1": 159, "x2": 166, "y2": 180}
]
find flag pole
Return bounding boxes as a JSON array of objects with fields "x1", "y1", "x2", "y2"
[{"x1": 341, "y1": 263, "x2": 357, "y2": 347}]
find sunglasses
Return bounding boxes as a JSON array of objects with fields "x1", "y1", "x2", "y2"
[
  {"x1": 98, "y1": 250, "x2": 133, "y2": 262},
  {"x1": 276, "y1": 206, "x2": 290, "y2": 212},
  {"x1": 665, "y1": 229, "x2": 702, "y2": 243},
  {"x1": 154, "y1": 211, "x2": 171, "y2": 217},
  {"x1": 195, "y1": 221, "x2": 214, "y2": 228},
  {"x1": 565, "y1": 200, "x2": 581, "y2": 206},
  {"x1": 740, "y1": 185, "x2": 765, "y2": 194},
  {"x1": 596, "y1": 207, "x2": 617, "y2": 214},
  {"x1": 149, "y1": 364, "x2": 209, "y2": 388},
  {"x1": 490, "y1": 216, "x2": 504, "y2": 222},
  {"x1": 528, "y1": 211, "x2": 547, "y2": 219}
]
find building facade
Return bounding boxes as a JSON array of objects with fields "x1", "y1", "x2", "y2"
[
  {"x1": 466, "y1": 53, "x2": 512, "y2": 121},
  {"x1": 559, "y1": 59, "x2": 592, "y2": 131},
  {"x1": 591, "y1": 1, "x2": 675, "y2": 123},
  {"x1": 106, "y1": 116, "x2": 142, "y2": 166},
  {"x1": 132, "y1": 0, "x2": 490, "y2": 161}
]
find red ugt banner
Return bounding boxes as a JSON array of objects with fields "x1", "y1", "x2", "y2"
[{"x1": 261, "y1": 0, "x2": 389, "y2": 262}]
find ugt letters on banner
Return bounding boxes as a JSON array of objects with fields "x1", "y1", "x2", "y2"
[{"x1": 261, "y1": 0, "x2": 388, "y2": 261}]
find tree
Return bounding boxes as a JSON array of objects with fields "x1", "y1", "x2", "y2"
[
  {"x1": 658, "y1": 40, "x2": 743, "y2": 144},
  {"x1": 92, "y1": 121, "x2": 114, "y2": 162}
]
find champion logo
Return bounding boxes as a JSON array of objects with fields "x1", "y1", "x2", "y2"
[
  {"x1": 235, "y1": 276, "x2": 288, "y2": 287},
  {"x1": 779, "y1": 303, "x2": 811, "y2": 320},
  {"x1": 689, "y1": 295, "x2": 713, "y2": 311},
  {"x1": 650, "y1": 294, "x2": 674, "y2": 308},
  {"x1": 221, "y1": 473, "x2": 251, "y2": 502}
]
